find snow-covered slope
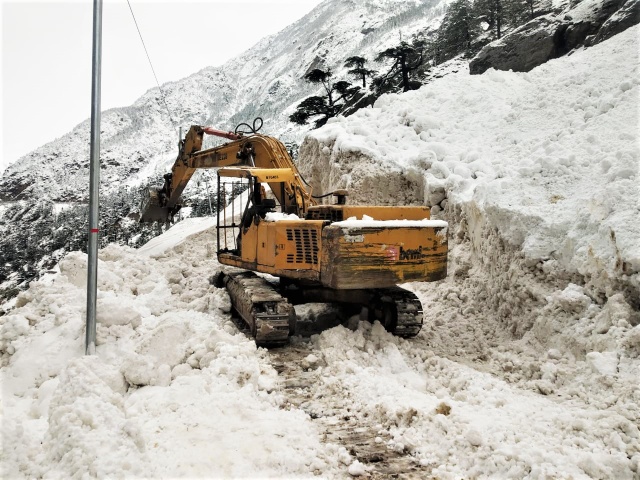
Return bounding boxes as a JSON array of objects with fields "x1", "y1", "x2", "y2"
[
  {"x1": 300, "y1": 23, "x2": 639, "y2": 303},
  {"x1": 1, "y1": 25, "x2": 639, "y2": 479},
  {"x1": 0, "y1": 0, "x2": 449, "y2": 203}
]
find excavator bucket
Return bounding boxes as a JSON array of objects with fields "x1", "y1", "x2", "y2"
[{"x1": 139, "y1": 188, "x2": 171, "y2": 223}]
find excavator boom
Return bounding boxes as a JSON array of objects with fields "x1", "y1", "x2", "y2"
[{"x1": 140, "y1": 125, "x2": 314, "y2": 223}]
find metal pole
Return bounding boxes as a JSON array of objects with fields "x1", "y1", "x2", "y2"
[{"x1": 86, "y1": 0, "x2": 103, "y2": 355}]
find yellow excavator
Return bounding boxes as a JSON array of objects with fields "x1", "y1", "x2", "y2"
[{"x1": 141, "y1": 120, "x2": 447, "y2": 346}]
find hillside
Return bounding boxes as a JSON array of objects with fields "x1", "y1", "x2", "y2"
[
  {"x1": 0, "y1": 0, "x2": 449, "y2": 203},
  {"x1": 3, "y1": 0, "x2": 636, "y2": 299},
  {"x1": 1, "y1": 22, "x2": 638, "y2": 479}
]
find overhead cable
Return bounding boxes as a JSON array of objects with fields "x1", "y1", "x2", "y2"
[{"x1": 126, "y1": 0, "x2": 178, "y2": 133}]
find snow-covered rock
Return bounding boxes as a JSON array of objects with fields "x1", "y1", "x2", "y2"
[{"x1": 469, "y1": 0, "x2": 638, "y2": 74}]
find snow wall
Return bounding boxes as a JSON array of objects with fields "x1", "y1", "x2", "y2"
[{"x1": 299, "y1": 26, "x2": 639, "y2": 381}]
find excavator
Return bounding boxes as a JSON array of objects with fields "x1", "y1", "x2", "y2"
[{"x1": 140, "y1": 120, "x2": 448, "y2": 346}]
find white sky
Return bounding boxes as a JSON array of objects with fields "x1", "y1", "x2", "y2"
[{"x1": 0, "y1": 0, "x2": 323, "y2": 171}]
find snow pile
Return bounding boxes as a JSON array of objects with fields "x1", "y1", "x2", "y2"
[
  {"x1": 265, "y1": 211, "x2": 302, "y2": 221},
  {"x1": 334, "y1": 215, "x2": 448, "y2": 229},
  {"x1": 1, "y1": 234, "x2": 338, "y2": 478},
  {"x1": 293, "y1": 25, "x2": 640, "y2": 477},
  {"x1": 303, "y1": 323, "x2": 639, "y2": 477},
  {"x1": 301, "y1": 26, "x2": 639, "y2": 299},
  {"x1": 300, "y1": 26, "x2": 639, "y2": 342}
]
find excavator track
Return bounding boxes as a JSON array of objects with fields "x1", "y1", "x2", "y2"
[
  {"x1": 368, "y1": 287, "x2": 424, "y2": 338},
  {"x1": 281, "y1": 283, "x2": 424, "y2": 339},
  {"x1": 217, "y1": 271, "x2": 294, "y2": 347},
  {"x1": 216, "y1": 272, "x2": 424, "y2": 346}
]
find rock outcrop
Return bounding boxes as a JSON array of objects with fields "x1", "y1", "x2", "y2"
[
  {"x1": 469, "y1": 0, "x2": 638, "y2": 74},
  {"x1": 590, "y1": 0, "x2": 640, "y2": 44},
  {"x1": 468, "y1": 16, "x2": 563, "y2": 75}
]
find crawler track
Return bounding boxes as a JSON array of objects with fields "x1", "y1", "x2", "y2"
[
  {"x1": 218, "y1": 271, "x2": 294, "y2": 347},
  {"x1": 217, "y1": 271, "x2": 425, "y2": 346},
  {"x1": 368, "y1": 287, "x2": 423, "y2": 338}
]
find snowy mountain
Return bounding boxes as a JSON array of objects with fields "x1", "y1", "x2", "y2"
[
  {"x1": 1, "y1": 11, "x2": 639, "y2": 476},
  {"x1": 0, "y1": 0, "x2": 449, "y2": 203}
]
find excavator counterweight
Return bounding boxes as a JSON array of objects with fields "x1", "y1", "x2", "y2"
[{"x1": 140, "y1": 122, "x2": 447, "y2": 346}]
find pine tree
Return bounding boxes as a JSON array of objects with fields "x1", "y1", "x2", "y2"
[
  {"x1": 290, "y1": 69, "x2": 357, "y2": 128},
  {"x1": 474, "y1": 0, "x2": 505, "y2": 39},
  {"x1": 344, "y1": 56, "x2": 376, "y2": 88},
  {"x1": 438, "y1": 0, "x2": 478, "y2": 59},
  {"x1": 505, "y1": 0, "x2": 531, "y2": 27},
  {"x1": 523, "y1": 0, "x2": 538, "y2": 19},
  {"x1": 374, "y1": 39, "x2": 425, "y2": 93}
]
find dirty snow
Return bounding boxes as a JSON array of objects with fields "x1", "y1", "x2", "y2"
[{"x1": 2, "y1": 26, "x2": 640, "y2": 479}]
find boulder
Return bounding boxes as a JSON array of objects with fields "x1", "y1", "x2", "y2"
[
  {"x1": 591, "y1": 0, "x2": 640, "y2": 44},
  {"x1": 469, "y1": 16, "x2": 562, "y2": 75},
  {"x1": 562, "y1": 0, "x2": 628, "y2": 51}
]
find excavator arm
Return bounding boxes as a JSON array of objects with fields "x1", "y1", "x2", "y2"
[{"x1": 140, "y1": 125, "x2": 315, "y2": 223}]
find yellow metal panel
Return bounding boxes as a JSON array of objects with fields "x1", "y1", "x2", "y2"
[
  {"x1": 274, "y1": 226, "x2": 290, "y2": 270},
  {"x1": 240, "y1": 224, "x2": 258, "y2": 264},
  {"x1": 218, "y1": 252, "x2": 321, "y2": 282},
  {"x1": 320, "y1": 224, "x2": 447, "y2": 289},
  {"x1": 217, "y1": 167, "x2": 296, "y2": 183},
  {"x1": 257, "y1": 223, "x2": 276, "y2": 267},
  {"x1": 268, "y1": 221, "x2": 323, "y2": 272}
]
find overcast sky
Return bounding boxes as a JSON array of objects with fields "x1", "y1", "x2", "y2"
[{"x1": 1, "y1": 0, "x2": 323, "y2": 171}]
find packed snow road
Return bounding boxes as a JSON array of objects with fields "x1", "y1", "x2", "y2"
[{"x1": 2, "y1": 219, "x2": 637, "y2": 478}]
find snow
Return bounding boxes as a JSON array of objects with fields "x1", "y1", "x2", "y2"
[
  {"x1": 265, "y1": 211, "x2": 302, "y2": 221},
  {"x1": 334, "y1": 216, "x2": 448, "y2": 229},
  {"x1": 2, "y1": 25, "x2": 640, "y2": 480},
  {"x1": 137, "y1": 217, "x2": 217, "y2": 257},
  {"x1": 304, "y1": 25, "x2": 640, "y2": 299}
]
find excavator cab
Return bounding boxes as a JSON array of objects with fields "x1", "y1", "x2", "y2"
[{"x1": 215, "y1": 166, "x2": 324, "y2": 276}]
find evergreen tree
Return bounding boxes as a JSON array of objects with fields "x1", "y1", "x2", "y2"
[
  {"x1": 438, "y1": 0, "x2": 477, "y2": 59},
  {"x1": 523, "y1": 0, "x2": 538, "y2": 19},
  {"x1": 505, "y1": 0, "x2": 532, "y2": 27},
  {"x1": 290, "y1": 69, "x2": 357, "y2": 128},
  {"x1": 344, "y1": 56, "x2": 376, "y2": 88},
  {"x1": 474, "y1": 0, "x2": 505, "y2": 39},
  {"x1": 374, "y1": 39, "x2": 425, "y2": 93}
]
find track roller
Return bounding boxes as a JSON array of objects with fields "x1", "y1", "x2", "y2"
[{"x1": 368, "y1": 287, "x2": 423, "y2": 338}]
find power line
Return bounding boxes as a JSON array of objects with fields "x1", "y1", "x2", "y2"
[{"x1": 126, "y1": 0, "x2": 178, "y2": 134}]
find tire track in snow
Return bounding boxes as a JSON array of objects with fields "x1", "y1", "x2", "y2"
[{"x1": 269, "y1": 340, "x2": 432, "y2": 478}]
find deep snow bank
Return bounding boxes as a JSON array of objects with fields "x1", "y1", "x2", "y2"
[
  {"x1": 298, "y1": 25, "x2": 640, "y2": 450},
  {"x1": 299, "y1": 25, "x2": 639, "y2": 310},
  {"x1": 0, "y1": 231, "x2": 340, "y2": 478}
]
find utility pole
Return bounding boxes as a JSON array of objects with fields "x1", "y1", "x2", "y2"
[{"x1": 86, "y1": 0, "x2": 103, "y2": 355}]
